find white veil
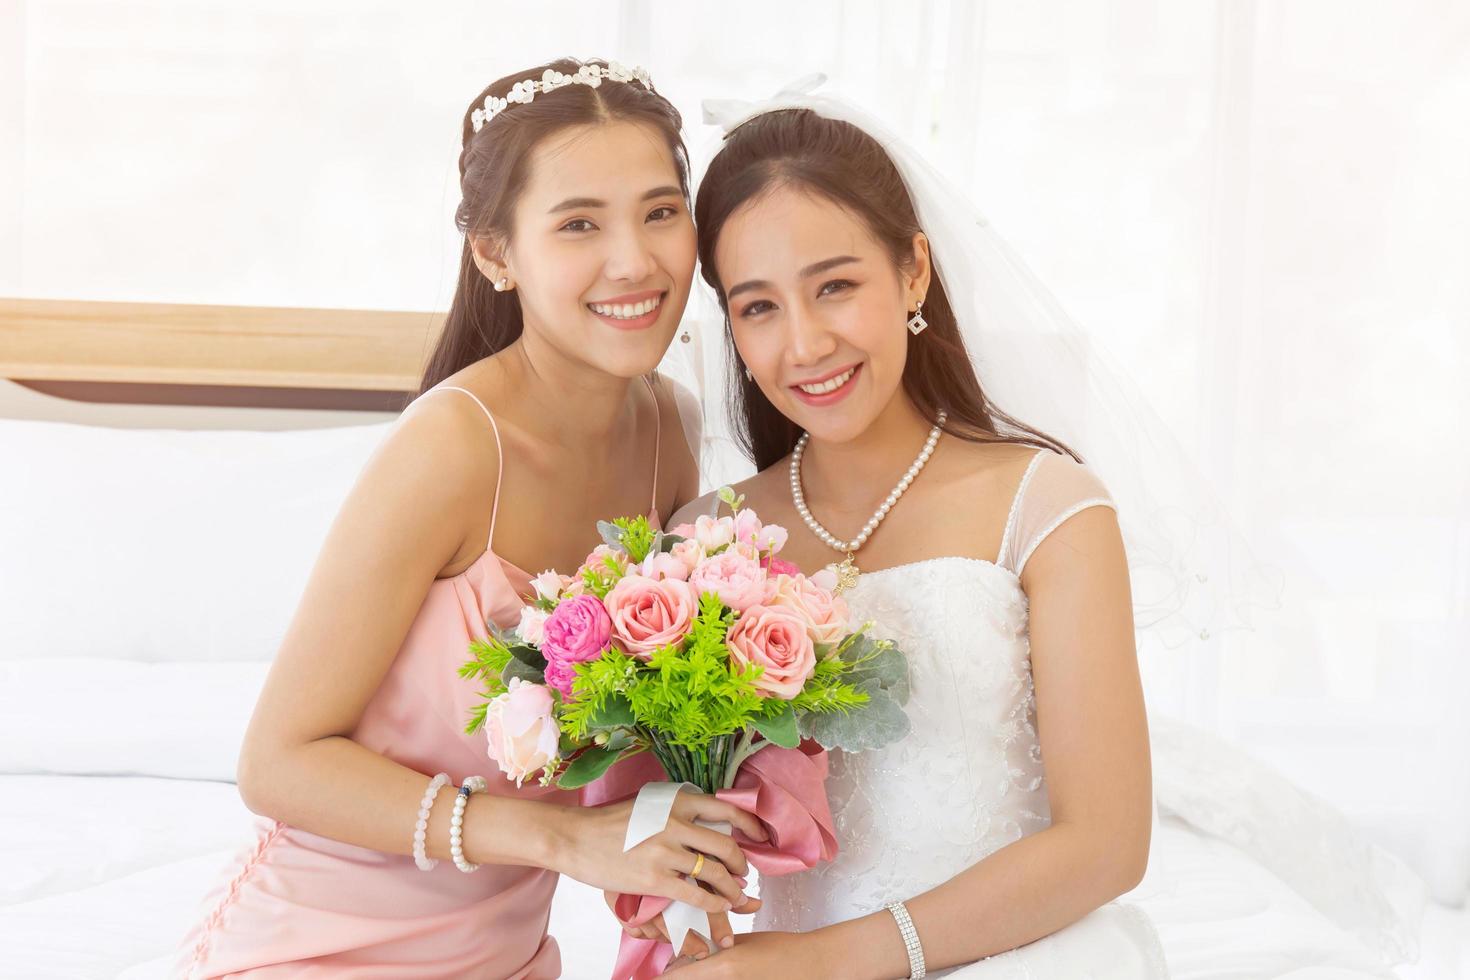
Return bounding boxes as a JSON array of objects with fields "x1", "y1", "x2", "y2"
[{"x1": 660, "y1": 75, "x2": 1280, "y2": 653}]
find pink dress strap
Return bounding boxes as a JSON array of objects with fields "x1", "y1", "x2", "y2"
[{"x1": 422, "y1": 385, "x2": 507, "y2": 552}]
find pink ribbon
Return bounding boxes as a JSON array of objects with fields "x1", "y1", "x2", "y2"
[{"x1": 583, "y1": 742, "x2": 837, "y2": 980}]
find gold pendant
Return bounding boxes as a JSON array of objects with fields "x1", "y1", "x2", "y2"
[{"x1": 833, "y1": 552, "x2": 860, "y2": 594}]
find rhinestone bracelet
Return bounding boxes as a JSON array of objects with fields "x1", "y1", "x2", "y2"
[
  {"x1": 885, "y1": 901, "x2": 926, "y2": 979},
  {"x1": 412, "y1": 772, "x2": 451, "y2": 871}
]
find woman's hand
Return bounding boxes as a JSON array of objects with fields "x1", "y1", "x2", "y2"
[
  {"x1": 551, "y1": 792, "x2": 768, "y2": 914},
  {"x1": 664, "y1": 930, "x2": 831, "y2": 977},
  {"x1": 603, "y1": 891, "x2": 762, "y2": 961}
]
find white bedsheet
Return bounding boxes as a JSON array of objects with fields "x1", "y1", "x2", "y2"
[{"x1": 2, "y1": 775, "x2": 1455, "y2": 980}]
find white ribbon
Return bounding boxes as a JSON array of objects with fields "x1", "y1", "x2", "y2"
[
  {"x1": 622, "y1": 781, "x2": 734, "y2": 954},
  {"x1": 700, "y1": 72, "x2": 829, "y2": 135}
]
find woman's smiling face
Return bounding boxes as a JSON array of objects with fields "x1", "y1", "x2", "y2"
[
  {"x1": 478, "y1": 119, "x2": 696, "y2": 379},
  {"x1": 714, "y1": 183, "x2": 928, "y2": 444}
]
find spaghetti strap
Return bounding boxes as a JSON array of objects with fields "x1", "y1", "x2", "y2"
[
  {"x1": 642, "y1": 375, "x2": 661, "y2": 516},
  {"x1": 419, "y1": 385, "x2": 506, "y2": 551}
]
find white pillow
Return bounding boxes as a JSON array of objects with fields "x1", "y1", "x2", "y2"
[
  {"x1": 0, "y1": 417, "x2": 390, "y2": 664},
  {"x1": 0, "y1": 659, "x2": 269, "y2": 779}
]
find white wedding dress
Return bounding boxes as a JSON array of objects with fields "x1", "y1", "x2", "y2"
[{"x1": 757, "y1": 449, "x2": 1170, "y2": 978}]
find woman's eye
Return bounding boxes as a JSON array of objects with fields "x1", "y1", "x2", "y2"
[
  {"x1": 647, "y1": 205, "x2": 680, "y2": 222},
  {"x1": 819, "y1": 279, "x2": 855, "y2": 297},
  {"x1": 560, "y1": 218, "x2": 596, "y2": 233},
  {"x1": 738, "y1": 299, "x2": 775, "y2": 318}
]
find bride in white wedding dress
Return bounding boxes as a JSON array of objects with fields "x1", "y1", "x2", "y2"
[{"x1": 664, "y1": 87, "x2": 1172, "y2": 978}]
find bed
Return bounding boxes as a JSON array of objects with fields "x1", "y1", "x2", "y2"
[{"x1": 0, "y1": 300, "x2": 1451, "y2": 978}]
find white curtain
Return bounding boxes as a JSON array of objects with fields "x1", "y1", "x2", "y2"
[{"x1": 3, "y1": 0, "x2": 1466, "y2": 902}]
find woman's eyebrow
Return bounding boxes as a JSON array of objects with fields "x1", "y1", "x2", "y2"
[
  {"x1": 547, "y1": 185, "x2": 683, "y2": 213},
  {"x1": 727, "y1": 255, "x2": 860, "y2": 299}
]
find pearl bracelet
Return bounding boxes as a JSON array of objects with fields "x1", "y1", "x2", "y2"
[
  {"x1": 413, "y1": 772, "x2": 451, "y2": 871},
  {"x1": 450, "y1": 776, "x2": 488, "y2": 873},
  {"x1": 885, "y1": 901, "x2": 926, "y2": 979}
]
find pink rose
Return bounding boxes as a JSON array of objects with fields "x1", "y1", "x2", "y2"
[
  {"x1": 516, "y1": 605, "x2": 549, "y2": 645},
  {"x1": 603, "y1": 574, "x2": 698, "y2": 658},
  {"x1": 726, "y1": 604, "x2": 817, "y2": 699},
  {"x1": 733, "y1": 508, "x2": 763, "y2": 547},
  {"x1": 543, "y1": 657, "x2": 578, "y2": 698},
  {"x1": 689, "y1": 550, "x2": 766, "y2": 612},
  {"x1": 578, "y1": 544, "x2": 629, "y2": 581},
  {"x1": 692, "y1": 514, "x2": 735, "y2": 551},
  {"x1": 530, "y1": 570, "x2": 572, "y2": 603},
  {"x1": 639, "y1": 551, "x2": 690, "y2": 582},
  {"x1": 764, "y1": 573, "x2": 850, "y2": 647},
  {"x1": 809, "y1": 567, "x2": 839, "y2": 593},
  {"x1": 669, "y1": 522, "x2": 697, "y2": 539},
  {"x1": 757, "y1": 522, "x2": 789, "y2": 554},
  {"x1": 541, "y1": 594, "x2": 612, "y2": 666},
  {"x1": 761, "y1": 555, "x2": 801, "y2": 578},
  {"x1": 485, "y1": 678, "x2": 560, "y2": 786},
  {"x1": 668, "y1": 538, "x2": 704, "y2": 575}
]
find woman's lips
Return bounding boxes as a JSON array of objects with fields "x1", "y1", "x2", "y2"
[
  {"x1": 587, "y1": 291, "x2": 666, "y2": 331},
  {"x1": 789, "y1": 363, "x2": 862, "y2": 406}
]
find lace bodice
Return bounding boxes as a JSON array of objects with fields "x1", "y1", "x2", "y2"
[
  {"x1": 756, "y1": 452, "x2": 1165, "y2": 977},
  {"x1": 757, "y1": 555, "x2": 1044, "y2": 930}
]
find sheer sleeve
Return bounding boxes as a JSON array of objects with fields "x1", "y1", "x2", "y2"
[{"x1": 998, "y1": 450, "x2": 1117, "y2": 577}]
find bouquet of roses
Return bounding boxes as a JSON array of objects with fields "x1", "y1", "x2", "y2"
[
  {"x1": 458, "y1": 487, "x2": 912, "y2": 974},
  {"x1": 459, "y1": 486, "x2": 912, "y2": 795}
]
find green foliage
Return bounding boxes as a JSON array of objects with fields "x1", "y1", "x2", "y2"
[
  {"x1": 611, "y1": 515, "x2": 657, "y2": 564},
  {"x1": 580, "y1": 553, "x2": 628, "y2": 600},
  {"x1": 459, "y1": 636, "x2": 513, "y2": 732}
]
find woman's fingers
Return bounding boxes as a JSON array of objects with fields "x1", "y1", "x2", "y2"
[
  {"x1": 680, "y1": 795, "x2": 769, "y2": 843},
  {"x1": 679, "y1": 927, "x2": 712, "y2": 960},
  {"x1": 666, "y1": 873, "x2": 733, "y2": 914},
  {"x1": 674, "y1": 845, "x2": 746, "y2": 905},
  {"x1": 707, "y1": 909, "x2": 735, "y2": 951},
  {"x1": 676, "y1": 822, "x2": 751, "y2": 878},
  {"x1": 731, "y1": 892, "x2": 762, "y2": 915}
]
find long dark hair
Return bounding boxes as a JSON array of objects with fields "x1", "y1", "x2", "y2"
[
  {"x1": 419, "y1": 59, "x2": 691, "y2": 395},
  {"x1": 693, "y1": 108, "x2": 1077, "y2": 470}
]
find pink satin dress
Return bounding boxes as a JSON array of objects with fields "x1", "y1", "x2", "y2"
[{"x1": 177, "y1": 379, "x2": 665, "y2": 979}]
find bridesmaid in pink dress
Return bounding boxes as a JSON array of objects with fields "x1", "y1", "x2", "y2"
[{"x1": 176, "y1": 57, "x2": 763, "y2": 979}]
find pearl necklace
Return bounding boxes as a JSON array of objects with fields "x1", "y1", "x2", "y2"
[{"x1": 789, "y1": 410, "x2": 947, "y2": 593}]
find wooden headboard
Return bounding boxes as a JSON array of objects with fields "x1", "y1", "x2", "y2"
[{"x1": 0, "y1": 298, "x2": 446, "y2": 410}]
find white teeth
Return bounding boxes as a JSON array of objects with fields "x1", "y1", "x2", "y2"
[
  {"x1": 797, "y1": 367, "x2": 856, "y2": 395},
  {"x1": 590, "y1": 296, "x2": 661, "y2": 319}
]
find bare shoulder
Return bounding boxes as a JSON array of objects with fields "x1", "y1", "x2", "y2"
[{"x1": 373, "y1": 389, "x2": 499, "y2": 502}]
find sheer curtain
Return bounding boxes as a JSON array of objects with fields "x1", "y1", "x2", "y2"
[{"x1": 3, "y1": 0, "x2": 1466, "y2": 901}]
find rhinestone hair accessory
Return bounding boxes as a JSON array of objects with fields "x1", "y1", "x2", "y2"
[{"x1": 471, "y1": 62, "x2": 655, "y2": 132}]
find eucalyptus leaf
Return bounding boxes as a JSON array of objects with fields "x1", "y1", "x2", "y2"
[
  {"x1": 653, "y1": 531, "x2": 687, "y2": 554},
  {"x1": 840, "y1": 638, "x2": 910, "y2": 705},
  {"x1": 501, "y1": 657, "x2": 545, "y2": 686},
  {"x1": 799, "y1": 684, "x2": 911, "y2": 753},
  {"x1": 557, "y1": 745, "x2": 624, "y2": 789},
  {"x1": 596, "y1": 520, "x2": 628, "y2": 553},
  {"x1": 751, "y1": 702, "x2": 799, "y2": 748},
  {"x1": 509, "y1": 643, "x2": 548, "y2": 672}
]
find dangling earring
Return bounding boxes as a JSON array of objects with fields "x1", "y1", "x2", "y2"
[
  {"x1": 906, "y1": 299, "x2": 928, "y2": 336},
  {"x1": 744, "y1": 366, "x2": 753, "y2": 382},
  {"x1": 679, "y1": 327, "x2": 691, "y2": 344}
]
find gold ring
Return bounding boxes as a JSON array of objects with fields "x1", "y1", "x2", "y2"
[{"x1": 689, "y1": 852, "x2": 705, "y2": 879}]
